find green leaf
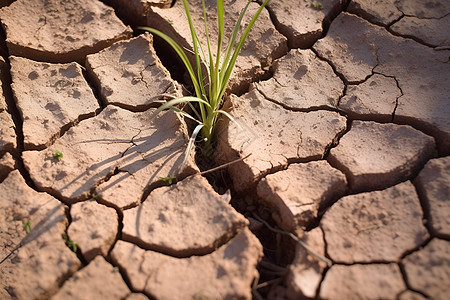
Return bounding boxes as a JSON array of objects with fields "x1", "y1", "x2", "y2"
[
  {"x1": 159, "y1": 176, "x2": 176, "y2": 185},
  {"x1": 23, "y1": 219, "x2": 31, "y2": 234},
  {"x1": 53, "y1": 150, "x2": 63, "y2": 161},
  {"x1": 156, "y1": 96, "x2": 211, "y2": 113},
  {"x1": 62, "y1": 233, "x2": 77, "y2": 253}
]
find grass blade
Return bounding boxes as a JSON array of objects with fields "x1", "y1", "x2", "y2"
[
  {"x1": 156, "y1": 96, "x2": 211, "y2": 113},
  {"x1": 219, "y1": 0, "x2": 271, "y2": 100},
  {"x1": 138, "y1": 26, "x2": 201, "y2": 97},
  {"x1": 180, "y1": 123, "x2": 204, "y2": 172}
]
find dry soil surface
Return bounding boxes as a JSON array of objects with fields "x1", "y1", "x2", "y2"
[{"x1": 0, "y1": 0, "x2": 449, "y2": 299}]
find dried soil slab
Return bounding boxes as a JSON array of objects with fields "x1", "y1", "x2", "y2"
[
  {"x1": 329, "y1": 121, "x2": 435, "y2": 193},
  {"x1": 347, "y1": 0, "x2": 402, "y2": 26},
  {"x1": 23, "y1": 106, "x2": 196, "y2": 205},
  {"x1": 216, "y1": 89, "x2": 347, "y2": 191},
  {"x1": 391, "y1": 15, "x2": 450, "y2": 48},
  {"x1": 51, "y1": 255, "x2": 130, "y2": 300},
  {"x1": 0, "y1": 0, "x2": 132, "y2": 63},
  {"x1": 339, "y1": 74, "x2": 401, "y2": 122},
  {"x1": 267, "y1": 0, "x2": 345, "y2": 48},
  {"x1": 87, "y1": 34, "x2": 181, "y2": 111},
  {"x1": 10, "y1": 56, "x2": 99, "y2": 150},
  {"x1": 398, "y1": 291, "x2": 427, "y2": 300},
  {"x1": 348, "y1": 0, "x2": 450, "y2": 27},
  {"x1": 321, "y1": 181, "x2": 429, "y2": 263},
  {"x1": 313, "y1": 13, "x2": 382, "y2": 83},
  {"x1": 0, "y1": 109, "x2": 15, "y2": 153},
  {"x1": 414, "y1": 156, "x2": 450, "y2": 238},
  {"x1": 285, "y1": 227, "x2": 328, "y2": 299},
  {"x1": 147, "y1": 0, "x2": 288, "y2": 94},
  {"x1": 111, "y1": 228, "x2": 262, "y2": 299},
  {"x1": 395, "y1": 0, "x2": 450, "y2": 18},
  {"x1": 0, "y1": 170, "x2": 80, "y2": 300},
  {"x1": 126, "y1": 294, "x2": 150, "y2": 300},
  {"x1": 123, "y1": 175, "x2": 247, "y2": 256},
  {"x1": 257, "y1": 161, "x2": 347, "y2": 231},
  {"x1": 314, "y1": 13, "x2": 450, "y2": 155},
  {"x1": 0, "y1": 152, "x2": 14, "y2": 182},
  {"x1": 320, "y1": 263, "x2": 406, "y2": 299},
  {"x1": 68, "y1": 200, "x2": 118, "y2": 262},
  {"x1": 255, "y1": 49, "x2": 344, "y2": 110},
  {"x1": 402, "y1": 238, "x2": 450, "y2": 299}
]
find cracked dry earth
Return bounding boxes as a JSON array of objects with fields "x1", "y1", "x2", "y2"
[{"x1": 0, "y1": 0, "x2": 449, "y2": 299}]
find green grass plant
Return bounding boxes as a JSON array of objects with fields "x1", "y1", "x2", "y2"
[
  {"x1": 53, "y1": 150, "x2": 63, "y2": 161},
  {"x1": 140, "y1": 0, "x2": 271, "y2": 170}
]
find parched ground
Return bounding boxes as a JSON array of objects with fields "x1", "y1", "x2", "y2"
[{"x1": 0, "y1": 0, "x2": 449, "y2": 299}]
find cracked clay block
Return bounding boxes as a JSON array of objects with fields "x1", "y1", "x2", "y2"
[
  {"x1": 23, "y1": 106, "x2": 196, "y2": 205},
  {"x1": 267, "y1": 0, "x2": 345, "y2": 48},
  {"x1": 348, "y1": 0, "x2": 450, "y2": 26},
  {"x1": 390, "y1": 14, "x2": 450, "y2": 48},
  {"x1": 0, "y1": 0, "x2": 132, "y2": 63},
  {"x1": 314, "y1": 13, "x2": 450, "y2": 155},
  {"x1": 414, "y1": 156, "x2": 450, "y2": 238},
  {"x1": 216, "y1": 89, "x2": 347, "y2": 191},
  {"x1": 285, "y1": 227, "x2": 327, "y2": 299},
  {"x1": 111, "y1": 228, "x2": 262, "y2": 299},
  {"x1": 320, "y1": 264, "x2": 406, "y2": 299},
  {"x1": 86, "y1": 34, "x2": 181, "y2": 111},
  {"x1": 0, "y1": 170, "x2": 80, "y2": 300},
  {"x1": 255, "y1": 49, "x2": 344, "y2": 110},
  {"x1": 9, "y1": 56, "x2": 99, "y2": 150},
  {"x1": 0, "y1": 152, "x2": 15, "y2": 181},
  {"x1": 147, "y1": 0, "x2": 288, "y2": 94},
  {"x1": 68, "y1": 200, "x2": 118, "y2": 262},
  {"x1": 328, "y1": 120, "x2": 435, "y2": 193},
  {"x1": 126, "y1": 294, "x2": 150, "y2": 300},
  {"x1": 339, "y1": 74, "x2": 401, "y2": 122},
  {"x1": 402, "y1": 238, "x2": 450, "y2": 300},
  {"x1": 257, "y1": 161, "x2": 347, "y2": 231},
  {"x1": 0, "y1": 109, "x2": 15, "y2": 153},
  {"x1": 321, "y1": 181, "x2": 429, "y2": 263},
  {"x1": 51, "y1": 256, "x2": 130, "y2": 300},
  {"x1": 347, "y1": 0, "x2": 403, "y2": 26},
  {"x1": 122, "y1": 175, "x2": 248, "y2": 257},
  {"x1": 398, "y1": 291, "x2": 427, "y2": 300}
]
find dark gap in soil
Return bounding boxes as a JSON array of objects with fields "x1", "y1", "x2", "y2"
[
  {"x1": 326, "y1": 118, "x2": 354, "y2": 187},
  {"x1": 385, "y1": 13, "x2": 439, "y2": 49},
  {"x1": 248, "y1": 204, "x2": 297, "y2": 298},
  {"x1": 411, "y1": 174, "x2": 439, "y2": 239},
  {"x1": 99, "y1": 0, "x2": 146, "y2": 29},
  {"x1": 399, "y1": 235, "x2": 432, "y2": 261},
  {"x1": 193, "y1": 145, "x2": 297, "y2": 297},
  {"x1": 105, "y1": 203, "x2": 124, "y2": 256},
  {"x1": 322, "y1": 114, "x2": 351, "y2": 160},
  {"x1": 0, "y1": 22, "x2": 8, "y2": 61},
  {"x1": 313, "y1": 45, "x2": 380, "y2": 87},
  {"x1": 51, "y1": 206, "x2": 87, "y2": 296},
  {"x1": 81, "y1": 67, "x2": 108, "y2": 110},
  {"x1": 63, "y1": 204, "x2": 89, "y2": 267},
  {"x1": 315, "y1": 264, "x2": 331, "y2": 299},
  {"x1": 318, "y1": 0, "x2": 350, "y2": 43},
  {"x1": 151, "y1": 34, "x2": 190, "y2": 87},
  {"x1": 397, "y1": 261, "x2": 430, "y2": 298}
]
